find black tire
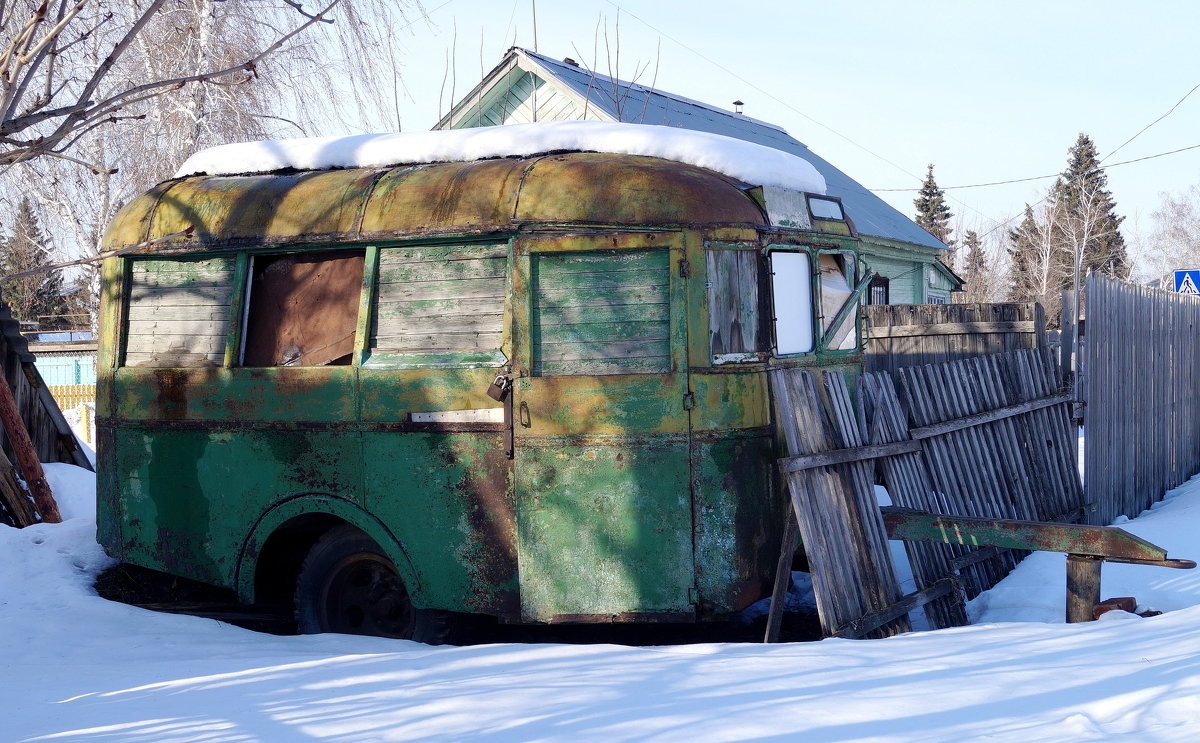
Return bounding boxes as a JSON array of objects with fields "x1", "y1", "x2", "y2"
[{"x1": 294, "y1": 525, "x2": 452, "y2": 644}]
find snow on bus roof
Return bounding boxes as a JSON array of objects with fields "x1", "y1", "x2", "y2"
[{"x1": 173, "y1": 121, "x2": 827, "y2": 194}]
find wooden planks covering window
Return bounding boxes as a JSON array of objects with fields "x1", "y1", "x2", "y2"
[
  {"x1": 706, "y1": 249, "x2": 760, "y2": 359},
  {"x1": 370, "y1": 243, "x2": 507, "y2": 367},
  {"x1": 533, "y1": 249, "x2": 670, "y2": 376},
  {"x1": 125, "y1": 257, "x2": 234, "y2": 367}
]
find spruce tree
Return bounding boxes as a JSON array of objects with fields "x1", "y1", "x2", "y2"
[
  {"x1": 960, "y1": 229, "x2": 990, "y2": 302},
  {"x1": 1007, "y1": 205, "x2": 1042, "y2": 301},
  {"x1": 1, "y1": 198, "x2": 68, "y2": 327},
  {"x1": 1050, "y1": 133, "x2": 1129, "y2": 281},
  {"x1": 914, "y1": 163, "x2": 955, "y2": 267}
]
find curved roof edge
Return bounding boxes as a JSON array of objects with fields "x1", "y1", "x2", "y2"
[{"x1": 102, "y1": 152, "x2": 769, "y2": 251}]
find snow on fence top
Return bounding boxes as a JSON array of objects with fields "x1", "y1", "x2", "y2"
[{"x1": 174, "y1": 121, "x2": 827, "y2": 194}]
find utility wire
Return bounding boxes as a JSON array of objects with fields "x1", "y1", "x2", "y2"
[
  {"x1": 601, "y1": 1, "x2": 1002, "y2": 224},
  {"x1": 1103, "y1": 81, "x2": 1200, "y2": 162},
  {"x1": 873, "y1": 142, "x2": 1200, "y2": 192},
  {"x1": 601, "y1": 1, "x2": 917, "y2": 181}
]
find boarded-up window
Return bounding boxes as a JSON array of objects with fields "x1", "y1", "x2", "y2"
[
  {"x1": 243, "y1": 250, "x2": 364, "y2": 367},
  {"x1": 369, "y1": 243, "x2": 507, "y2": 367},
  {"x1": 706, "y1": 249, "x2": 760, "y2": 360},
  {"x1": 533, "y1": 249, "x2": 670, "y2": 376},
  {"x1": 125, "y1": 257, "x2": 234, "y2": 367}
]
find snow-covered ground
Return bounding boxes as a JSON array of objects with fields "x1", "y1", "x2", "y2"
[{"x1": 5, "y1": 467, "x2": 1200, "y2": 742}]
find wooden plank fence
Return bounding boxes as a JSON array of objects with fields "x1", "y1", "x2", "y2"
[
  {"x1": 865, "y1": 302, "x2": 1046, "y2": 375},
  {"x1": 1084, "y1": 275, "x2": 1200, "y2": 526},
  {"x1": 770, "y1": 347, "x2": 1083, "y2": 638}
]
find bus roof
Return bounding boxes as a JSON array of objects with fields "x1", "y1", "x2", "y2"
[{"x1": 102, "y1": 152, "x2": 770, "y2": 252}]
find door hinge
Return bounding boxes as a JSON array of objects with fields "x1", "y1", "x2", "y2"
[
  {"x1": 683, "y1": 392, "x2": 695, "y2": 410},
  {"x1": 679, "y1": 259, "x2": 691, "y2": 279},
  {"x1": 688, "y1": 586, "x2": 699, "y2": 604}
]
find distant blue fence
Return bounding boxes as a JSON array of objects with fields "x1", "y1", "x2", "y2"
[{"x1": 35, "y1": 354, "x2": 97, "y2": 386}]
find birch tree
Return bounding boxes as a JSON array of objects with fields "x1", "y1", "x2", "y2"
[{"x1": 0, "y1": 0, "x2": 422, "y2": 314}]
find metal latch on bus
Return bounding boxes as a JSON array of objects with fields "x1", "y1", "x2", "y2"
[{"x1": 486, "y1": 375, "x2": 515, "y2": 460}]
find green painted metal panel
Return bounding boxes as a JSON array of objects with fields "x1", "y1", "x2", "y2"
[
  {"x1": 103, "y1": 427, "x2": 364, "y2": 587},
  {"x1": 362, "y1": 431, "x2": 517, "y2": 616},
  {"x1": 113, "y1": 367, "x2": 358, "y2": 422},
  {"x1": 532, "y1": 249, "x2": 671, "y2": 376},
  {"x1": 691, "y1": 430, "x2": 781, "y2": 612},
  {"x1": 515, "y1": 437, "x2": 694, "y2": 619}
]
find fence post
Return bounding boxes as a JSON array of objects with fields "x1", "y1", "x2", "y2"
[{"x1": 1060, "y1": 290, "x2": 1077, "y2": 395}]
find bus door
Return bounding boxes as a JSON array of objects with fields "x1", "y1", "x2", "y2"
[{"x1": 510, "y1": 233, "x2": 696, "y2": 622}]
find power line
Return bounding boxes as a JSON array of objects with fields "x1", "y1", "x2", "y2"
[
  {"x1": 600, "y1": 2, "x2": 918, "y2": 181},
  {"x1": 1103, "y1": 81, "x2": 1200, "y2": 162},
  {"x1": 601, "y1": 1, "x2": 1003, "y2": 224},
  {"x1": 872, "y1": 142, "x2": 1200, "y2": 193}
]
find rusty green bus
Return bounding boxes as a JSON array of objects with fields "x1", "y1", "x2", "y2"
[{"x1": 96, "y1": 150, "x2": 867, "y2": 642}]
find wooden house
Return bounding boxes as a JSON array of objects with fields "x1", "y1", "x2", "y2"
[{"x1": 436, "y1": 47, "x2": 962, "y2": 305}]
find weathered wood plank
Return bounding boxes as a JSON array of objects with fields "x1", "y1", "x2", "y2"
[
  {"x1": 128, "y1": 284, "x2": 234, "y2": 305},
  {"x1": 537, "y1": 251, "x2": 668, "y2": 275},
  {"x1": 533, "y1": 303, "x2": 669, "y2": 327},
  {"x1": 128, "y1": 304, "x2": 233, "y2": 322},
  {"x1": 378, "y1": 256, "x2": 506, "y2": 284},
  {"x1": 870, "y1": 320, "x2": 1035, "y2": 338},
  {"x1": 535, "y1": 340, "x2": 669, "y2": 364},
  {"x1": 908, "y1": 393, "x2": 1072, "y2": 440},
  {"x1": 373, "y1": 312, "x2": 503, "y2": 336},
  {"x1": 373, "y1": 332, "x2": 504, "y2": 353},
  {"x1": 126, "y1": 333, "x2": 226, "y2": 355},
  {"x1": 540, "y1": 266, "x2": 669, "y2": 291},
  {"x1": 779, "y1": 440, "x2": 923, "y2": 472},
  {"x1": 380, "y1": 244, "x2": 507, "y2": 265},
  {"x1": 131, "y1": 257, "x2": 234, "y2": 276},
  {"x1": 537, "y1": 284, "x2": 669, "y2": 308},
  {"x1": 127, "y1": 319, "x2": 229, "y2": 336},
  {"x1": 375, "y1": 297, "x2": 504, "y2": 320},
  {"x1": 125, "y1": 350, "x2": 225, "y2": 367},
  {"x1": 377, "y1": 277, "x2": 505, "y2": 302},
  {"x1": 535, "y1": 321, "x2": 668, "y2": 345}
]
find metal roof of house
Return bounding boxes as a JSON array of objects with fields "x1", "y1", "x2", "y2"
[{"x1": 515, "y1": 49, "x2": 946, "y2": 252}]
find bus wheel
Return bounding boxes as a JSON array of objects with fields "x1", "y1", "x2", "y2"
[{"x1": 295, "y1": 525, "x2": 446, "y2": 643}]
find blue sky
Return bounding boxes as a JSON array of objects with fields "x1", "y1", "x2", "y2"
[{"x1": 389, "y1": 0, "x2": 1200, "y2": 243}]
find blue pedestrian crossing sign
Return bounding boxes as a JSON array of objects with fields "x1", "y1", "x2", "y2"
[{"x1": 1175, "y1": 269, "x2": 1200, "y2": 296}]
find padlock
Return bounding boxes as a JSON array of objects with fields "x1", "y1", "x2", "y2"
[{"x1": 486, "y1": 374, "x2": 510, "y2": 401}]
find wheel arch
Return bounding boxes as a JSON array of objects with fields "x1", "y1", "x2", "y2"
[{"x1": 234, "y1": 493, "x2": 423, "y2": 606}]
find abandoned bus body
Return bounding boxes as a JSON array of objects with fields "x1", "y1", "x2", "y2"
[{"x1": 96, "y1": 146, "x2": 866, "y2": 640}]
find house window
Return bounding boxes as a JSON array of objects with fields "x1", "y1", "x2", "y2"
[
  {"x1": 242, "y1": 250, "x2": 364, "y2": 367},
  {"x1": 926, "y1": 291, "x2": 950, "y2": 305},
  {"x1": 868, "y1": 275, "x2": 891, "y2": 305}
]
